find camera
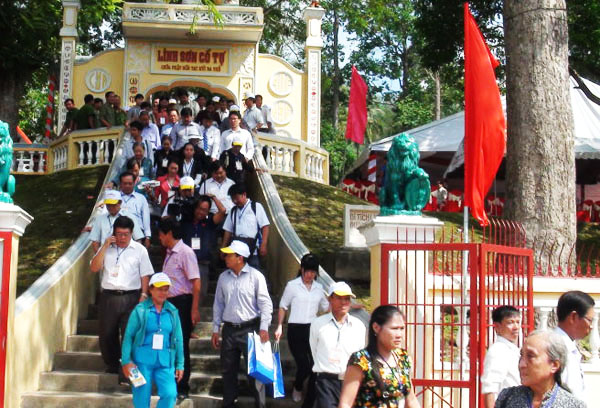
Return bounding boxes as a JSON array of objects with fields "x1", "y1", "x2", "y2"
[{"x1": 166, "y1": 186, "x2": 196, "y2": 222}]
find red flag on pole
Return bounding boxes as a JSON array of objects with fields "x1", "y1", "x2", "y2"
[
  {"x1": 345, "y1": 65, "x2": 368, "y2": 144},
  {"x1": 464, "y1": 2, "x2": 506, "y2": 226}
]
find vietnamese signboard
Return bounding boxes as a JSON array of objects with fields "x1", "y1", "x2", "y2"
[
  {"x1": 344, "y1": 204, "x2": 380, "y2": 247},
  {"x1": 150, "y1": 44, "x2": 230, "y2": 76}
]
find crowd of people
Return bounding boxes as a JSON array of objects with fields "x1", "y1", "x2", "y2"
[{"x1": 80, "y1": 88, "x2": 596, "y2": 408}]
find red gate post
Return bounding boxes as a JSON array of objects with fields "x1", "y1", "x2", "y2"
[{"x1": 0, "y1": 204, "x2": 33, "y2": 408}]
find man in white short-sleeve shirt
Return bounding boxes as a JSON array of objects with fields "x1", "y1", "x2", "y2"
[
  {"x1": 222, "y1": 183, "x2": 269, "y2": 270},
  {"x1": 90, "y1": 215, "x2": 154, "y2": 383},
  {"x1": 220, "y1": 111, "x2": 254, "y2": 160},
  {"x1": 553, "y1": 291, "x2": 596, "y2": 403},
  {"x1": 481, "y1": 306, "x2": 522, "y2": 408},
  {"x1": 198, "y1": 162, "x2": 235, "y2": 214},
  {"x1": 310, "y1": 282, "x2": 366, "y2": 408}
]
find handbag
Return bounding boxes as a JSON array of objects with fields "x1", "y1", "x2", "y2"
[
  {"x1": 247, "y1": 331, "x2": 275, "y2": 384},
  {"x1": 266, "y1": 342, "x2": 285, "y2": 398}
]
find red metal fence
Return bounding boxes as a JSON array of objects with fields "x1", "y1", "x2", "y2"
[{"x1": 379, "y1": 221, "x2": 534, "y2": 408}]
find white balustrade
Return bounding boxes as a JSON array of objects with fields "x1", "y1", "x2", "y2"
[
  {"x1": 537, "y1": 307, "x2": 553, "y2": 331},
  {"x1": 12, "y1": 149, "x2": 48, "y2": 174},
  {"x1": 261, "y1": 142, "x2": 298, "y2": 176},
  {"x1": 590, "y1": 307, "x2": 600, "y2": 364}
]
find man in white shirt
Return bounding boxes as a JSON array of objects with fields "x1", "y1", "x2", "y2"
[
  {"x1": 217, "y1": 98, "x2": 229, "y2": 122},
  {"x1": 198, "y1": 162, "x2": 235, "y2": 214},
  {"x1": 90, "y1": 215, "x2": 154, "y2": 383},
  {"x1": 222, "y1": 183, "x2": 270, "y2": 270},
  {"x1": 89, "y1": 190, "x2": 144, "y2": 253},
  {"x1": 199, "y1": 115, "x2": 221, "y2": 160},
  {"x1": 255, "y1": 94, "x2": 274, "y2": 134},
  {"x1": 433, "y1": 180, "x2": 448, "y2": 210},
  {"x1": 220, "y1": 111, "x2": 254, "y2": 160},
  {"x1": 170, "y1": 108, "x2": 203, "y2": 150},
  {"x1": 139, "y1": 110, "x2": 161, "y2": 152},
  {"x1": 309, "y1": 282, "x2": 366, "y2": 408},
  {"x1": 242, "y1": 92, "x2": 264, "y2": 132},
  {"x1": 119, "y1": 172, "x2": 152, "y2": 248},
  {"x1": 553, "y1": 290, "x2": 595, "y2": 401},
  {"x1": 481, "y1": 305, "x2": 522, "y2": 408}
]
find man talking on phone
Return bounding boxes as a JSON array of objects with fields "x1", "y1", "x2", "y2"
[{"x1": 90, "y1": 215, "x2": 154, "y2": 385}]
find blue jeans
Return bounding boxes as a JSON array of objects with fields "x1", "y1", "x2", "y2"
[{"x1": 132, "y1": 362, "x2": 177, "y2": 408}]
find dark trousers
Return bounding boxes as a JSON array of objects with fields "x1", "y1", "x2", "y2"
[
  {"x1": 98, "y1": 290, "x2": 139, "y2": 370},
  {"x1": 168, "y1": 294, "x2": 193, "y2": 394},
  {"x1": 315, "y1": 375, "x2": 342, "y2": 408},
  {"x1": 287, "y1": 324, "x2": 313, "y2": 390},
  {"x1": 221, "y1": 321, "x2": 264, "y2": 408}
]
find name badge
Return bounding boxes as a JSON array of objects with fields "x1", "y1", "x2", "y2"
[
  {"x1": 328, "y1": 348, "x2": 342, "y2": 365},
  {"x1": 235, "y1": 161, "x2": 243, "y2": 171},
  {"x1": 160, "y1": 117, "x2": 166, "y2": 125},
  {"x1": 110, "y1": 263, "x2": 120, "y2": 278},
  {"x1": 152, "y1": 333, "x2": 164, "y2": 350},
  {"x1": 139, "y1": 167, "x2": 145, "y2": 176},
  {"x1": 162, "y1": 158, "x2": 168, "y2": 168},
  {"x1": 191, "y1": 237, "x2": 201, "y2": 250}
]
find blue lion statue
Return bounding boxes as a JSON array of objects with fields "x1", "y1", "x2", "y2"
[{"x1": 0, "y1": 121, "x2": 15, "y2": 203}]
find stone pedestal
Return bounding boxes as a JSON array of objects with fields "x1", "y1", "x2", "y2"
[
  {"x1": 359, "y1": 215, "x2": 443, "y2": 308},
  {"x1": 0, "y1": 203, "x2": 32, "y2": 405}
]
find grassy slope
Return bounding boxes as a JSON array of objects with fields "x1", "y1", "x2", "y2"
[{"x1": 14, "y1": 165, "x2": 108, "y2": 295}]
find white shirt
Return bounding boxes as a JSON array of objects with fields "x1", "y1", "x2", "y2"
[
  {"x1": 310, "y1": 312, "x2": 366, "y2": 376},
  {"x1": 243, "y1": 105, "x2": 264, "y2": 131},
  {"x1": 218, "y1": 109, "x2": 229, "y2": 122},
  {"x1": 199, "y1": 177, "x2": 235, "y2": 214},
  {"x1": 554, "y1": 326, "x2": 585, "y2": 397},
  {"x1": 223, "y1": 199, "x2": 270, "y2": 239},
  {"x1": 176, "y1": 100, "x2": 200, "y2": 118},
  {"x1": 170, "y1": 122, "x2": 203, "y2": 150},
  {"x1": 199, "y1": 124, "x2": 221, "y2": 159},
  {"x1": 220, "y1": 128, "x2": 255, "y2": 160},
  {"x1": 142, "y1": 123, "x2": 161, "y2": 151},
  {"x1": 98, "y1": 240, "x2": 154, "y2": 290},
  {"x1": 89, "y1": 207, "x2": 144, "y2": 243},
  {"x1": 259, "y1": 105, "x2": 272, "y2": 127},
  {"x1": 212, "y1": 263, "x2": 273, "y2": 332},
  {"x1": 279, "y1": 277, "x2": 329, "y2": 324},
  {"x1": 481, "y1": 335, "x2": 521, "y2": 394}
]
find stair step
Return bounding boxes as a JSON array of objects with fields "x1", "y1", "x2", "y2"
[
  {"x1": 53, "y1": 352, "x2": 297, "y2": 374},
  {"x1": 67, "y1": 335, "x2": 292, "y2": 356},
  {"x1": 22, "y1": 391, "x2": 296, "y2": 408},
  {"x1": 78, "y1": 321, "x2": 216, "y2": 336},
  {"x1": 39, "y1": 370, "x2": 296, "y2": 395}
]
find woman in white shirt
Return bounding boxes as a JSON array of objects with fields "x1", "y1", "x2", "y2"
[{"x1": 274, "y1": 253, "x2": 329, "y2": 405}]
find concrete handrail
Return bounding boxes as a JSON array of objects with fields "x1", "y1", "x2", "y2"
[
  {"x1": 5, "y1": 127, "x2": 127, "y2": 408},
  {"x1": 251, "y1": 141, "x2": 370, "y2": 325}
]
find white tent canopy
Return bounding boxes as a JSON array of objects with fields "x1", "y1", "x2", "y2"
[{"x1": 351, "y1": 75, "x2": 600, "y2": 177}]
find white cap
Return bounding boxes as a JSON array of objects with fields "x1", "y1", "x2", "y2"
[
  {"x1": 229, "y1": 104, "x2": 241, "y2": 112},
  {"x1": 149, "y1": 272, "x2": 171, "y2": 288},
  {"x1": 328, "y1": 281, "x2": 356, "y2": 298},
  {"x1": 212, "y1": 96, "x2": 220, "y2": 102},
  {"x1": 168, "y1": 98, "x2": 177, "y2": 104},
  {"x1": 104, "y1": 189, "x2": 121, "y2": 205},
  {"x1": 180, "y1": 176, "x2": 195, "y2": 189},
  {"x1": 220, "y1": 240, "x2": 250, "y2": 258},
  {"x1": 243, "y1": 92, "x2": 255, "y2": 100}
]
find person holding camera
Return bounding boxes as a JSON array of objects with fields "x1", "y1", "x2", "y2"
[
  {"x1": 221, "y1": 183, "x2": 269, "y2": 271},
  {"x1": 181, "y1": 194, "x2": 226, "y2": 302},
  {"x1": 161, "y1": 176, "x2": 196, "y2": 219}
]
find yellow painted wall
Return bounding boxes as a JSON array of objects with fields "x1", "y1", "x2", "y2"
[
  {"x1": 256, "y1": 54, "x2": 306, "y2": 142},
  {"x1": 72, "y1": 49, "x2": 124, "y2": 106}
]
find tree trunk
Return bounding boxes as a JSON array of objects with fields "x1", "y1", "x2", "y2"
[
  {"x1": 0, "y1": 69, "x2": 29, "y2": 140},
  {"x1": 504, "y1": 1, "x2": 576, "y2": 261},
  {"x1": 434, "y1": 70, "x2": 441, "y2": 120},
  {"x1": 332, "y1": 7, "x2": 340, "y2": 130}
]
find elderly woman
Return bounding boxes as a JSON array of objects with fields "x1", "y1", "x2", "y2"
[
  {"x1": 122, "y1": 273, "x2": 184, "y2": 408},
  {"x1": 339, "y1": 305, "x2": 420, "y2": 408},
  {"x1": 495, "y1": 330, "x2": 586, "y2": 408}
]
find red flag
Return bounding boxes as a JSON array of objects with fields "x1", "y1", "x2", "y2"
[
  {"x1": 464, "y1": 2, "x2": 506, "y2": 226},
  {"x1": 345, "y1": 65, "x2": 368, "y2": 144}
]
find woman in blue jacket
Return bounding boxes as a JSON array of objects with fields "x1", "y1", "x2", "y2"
[{"x1": 122, "y1": 273, "x2": 184, "y2": 408}]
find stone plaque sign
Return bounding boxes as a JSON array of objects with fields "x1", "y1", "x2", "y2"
[
  {"x1": 344, "y1": 204, "x2": 380, "y2": 247},
  {"x1": 150, "y1": 44, "x2": 230, "y2": 76}
]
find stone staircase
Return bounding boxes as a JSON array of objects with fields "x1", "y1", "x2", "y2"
[{"x1": 22, "y1": 277, "x2": 298, "y2": 407}]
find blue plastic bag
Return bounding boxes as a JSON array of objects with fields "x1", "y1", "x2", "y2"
[
  {"x1": 247, "y1": 332, "x2": 275, "y2": 384},
  {"x1": 266, "y1": 342, "x2": 285, "y2": 398}
]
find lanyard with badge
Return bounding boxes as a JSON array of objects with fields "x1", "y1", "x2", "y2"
[
  {"x1": 110, "y1": 246, "x2": 127, "y2": 278},
  {"x1": 184, "y1": 160, "x2": 193, "y2": 176},
  {"x1": 152, "y1": 308, "x2": 164, "y2": 350},
  {"x1": 328, "y1": 318, "x2": 346, "y2": 370},
  {"x1": 191, "y1": 222, "x2": 203, "y2": 250}
]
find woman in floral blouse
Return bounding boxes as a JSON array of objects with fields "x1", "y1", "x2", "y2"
[{"x1": 338, "y1": 305, "x2": 420, "y2": 408}]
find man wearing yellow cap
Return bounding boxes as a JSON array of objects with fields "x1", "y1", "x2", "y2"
[
  {"x1": 309, "y1": 281, "x2": 366, "y2": 408},
  {"x1": 161, "y1": 176, "x2": 196, "y2": 218}
]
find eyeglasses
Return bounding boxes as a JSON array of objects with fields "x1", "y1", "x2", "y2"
[{"x1": 581, "y1": 315, "x2": 594, "y2": 326}]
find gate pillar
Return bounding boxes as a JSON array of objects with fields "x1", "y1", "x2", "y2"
[{"x1": 360, "y1": 214, "x2": 443, "y2": 307}]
